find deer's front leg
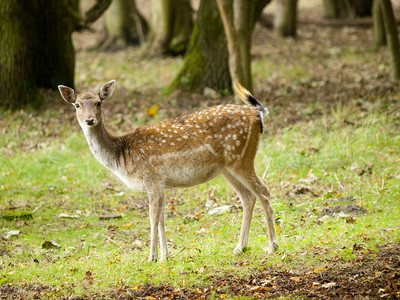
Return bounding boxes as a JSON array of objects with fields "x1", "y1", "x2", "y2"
[
  {"x1": 148, "y1": 188, "x2": 166, "y2": 262},
  {"x1": 158, "y1": 205, "x2": 169, "y2": 262}
]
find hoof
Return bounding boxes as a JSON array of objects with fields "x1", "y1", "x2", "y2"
[
  {"x1": 148, "y1": 256, "x2": 158, "y2": 263},
  {"x1": 233, "y1": 246, "x2": 250, "y2": 255},
  {"x1": 233, "y1": 246, "x2": 244, "y2": 255},
  {"x1": 266, "y1": 243, "x2": 279, "y2": 255}
]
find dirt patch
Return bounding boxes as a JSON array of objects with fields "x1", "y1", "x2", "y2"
[
  {"x1": 1, "y1": 243, "x2": 398, "y2": 299},
  {"x1": 213, "y1": 243, "x2": 400, "y2": 299},
  {"x1": 320, "y1": 204, "x2": 367, "y2": 217}
]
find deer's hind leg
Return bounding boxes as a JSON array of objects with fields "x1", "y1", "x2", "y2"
[
  {"x1": 225, "y1": 167, "x2": 279, "y2": 255},
  {"x1": 223, "y1": 171, "x2": 256, "y2": 254}
]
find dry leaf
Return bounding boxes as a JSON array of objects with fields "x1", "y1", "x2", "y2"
[
  {"x1": 147, "y1": 105, "x2": 158, "y2": 117},
  {"x1": 314, "y1": 268, "x2": 328, "y2": 273}
]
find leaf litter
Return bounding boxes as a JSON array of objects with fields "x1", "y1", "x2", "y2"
[{"x1": 1, "y1": 243, "x2": 398, "y2": 299}]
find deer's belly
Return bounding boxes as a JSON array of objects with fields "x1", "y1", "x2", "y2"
[{"x1": 164, "y1": 164, "x2": 220, "y2": 188}]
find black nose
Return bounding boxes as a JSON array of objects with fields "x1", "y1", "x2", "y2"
[{"x1": 86, "y1": 118, "x2": 95, "y2": 125}]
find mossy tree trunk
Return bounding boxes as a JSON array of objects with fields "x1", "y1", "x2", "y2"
[
  {"x1": 148, "y1": 0, "x2": 192, "y2": 56},
  {"x1": 0, "y1": 1, "x2": 76, "y2": 109},
  {"x1": 274, "y1": 0, "x2": 298, "y2": 37},
  {"x1": 379, "y1": 0, "x2": 400, "y2": 80},
  {"x1": 101, "y1": 0, "x2": 148, "y2": 51},
  {"x1": 322, "y1": 0, "x2": 373, "y2": 19},
  {"x1": 0, "y1": 0, "x2": 111, "y2": 109},
  {"x1": 169, "y1": 0, "x2": 231, "y2": 93},
  {"x1": 0, "y1": 1, "x2": 42, "y2": 109},
  {"x1": 170, "y1": 0, "x2": 270, "y2": 95}
]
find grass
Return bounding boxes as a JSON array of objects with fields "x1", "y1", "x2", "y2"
[
  {"x1": 1, "y1": 92, "x2": 399, "y2": 297},
  {"x1": 1, "y1": 22, "x2": 400, "y2": 296}
]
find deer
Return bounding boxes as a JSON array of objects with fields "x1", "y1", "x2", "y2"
[{"x1": 58, "y1": 80, "x2": 279, "y2": 262}]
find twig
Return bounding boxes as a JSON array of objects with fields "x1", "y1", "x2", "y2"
[{"x1": 334, "y1": 172, "x2": 345, "y2": 192}]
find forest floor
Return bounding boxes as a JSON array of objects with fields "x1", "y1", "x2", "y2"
[
  {"x1": 2, "y1": 243, "x2": 399, "y2": 298},
  {"x1": 1, "y1": 3, "x2": 400, "y2": 300}
]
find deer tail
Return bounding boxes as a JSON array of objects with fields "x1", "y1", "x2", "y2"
[{"x1": 233, "y1": 81, "x2": 269, "y2": 116}]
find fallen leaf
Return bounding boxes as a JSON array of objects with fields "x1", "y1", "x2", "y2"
[
  {"x1": 312, "y1": 282, "x2": 320, "y2": 287},
  {"x1": 346, "y1": 216, "x2": 356, "y2": 224},
  {"x1": 42, "y1": 240, "x2": 61, "y2": 249},
  {"x1": 147, "y1": 105, "x2": 158, "y2": 117},
  {"x1": 249, "y1": 286, "x2": 262, "y2": 292},
  {"x1": 208, "y1": 205, "x2": 231, "y2": 215},
  {"x1": 322, "y1": 282, "x2": 337, "y2": 288},
  {"x1": 84, "y1": 270, "x2": 94, "y2": 282},
  {"x1": 314, "y1": 268, "x2": 328, "y2": 273},
  {"x1": 120, "y1": 223, "x2": 134, "y2": 229},
  {"x1": 290, "y1": 276, "x2": 304, "y2": 283},
  {"x1": 59, "y1": 213, "x2": 79, "y2": 219},
  {"x1": 99, "y1": 214, "x2": 122, "y2": 220},
  {"x1": 5, "y1": 230, "x2": 20, "y2": 239}
]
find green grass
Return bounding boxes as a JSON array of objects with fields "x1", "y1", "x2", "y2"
[{"x1": 1, "y1": 94, "x2": 399, "y2": 297}]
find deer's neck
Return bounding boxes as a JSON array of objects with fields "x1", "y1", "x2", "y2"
[{"x1": 81, "y1": 120, "x2": 121, "y2": 171}]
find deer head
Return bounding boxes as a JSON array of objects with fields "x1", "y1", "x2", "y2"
[{"x1": 58, "y1": 80, "x2": 116, "y2": 128}]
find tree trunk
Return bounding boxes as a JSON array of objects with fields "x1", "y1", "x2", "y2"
[
  {"x1": 354, "y1": 0, "x2": 374, "y2": 16},
  {"x1": 380, "y1": 0, "x2": 400, "y2": 80},
  {"x1": 217, "y1": 0, "x2": 255, "y2": 92},
  {"x1": 0, "y1": 1, "x2": 42, "y2": 109},
  {"x1": 274, "y1": 0, "x2": 298, "y2": 37},
  {"x1": 101, "y1": 0, "x2": 148, "y2": 51},
  {"x1": 170, "y1": 0, "x2": 269, "y2": 95},
  {"x1": 31, "y1": 1, "x2": 76, "y2": 89},
  {"x1": 0, "y1": 0, "x2": 111, "y2": 109},
  {"x1": 373, "y1": 0, "x2": 387, "y2": 47},
  {"x1": 323, "y1": 0, "x2": 373, "y2": 19},
  {"x1": 169, "y1": 0, "x2": 231, "y2": 93},
  {"x1": 148, "y1": 0, "x2": 192, "y2": 56}
]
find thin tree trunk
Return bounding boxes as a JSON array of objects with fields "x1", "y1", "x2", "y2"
[
  {"x1": 148, "y1": 0, "x2": 192, "y2": 56},
  {"x1": 101, "y1": 0, "x2": 148, "y2": 50},
  {"x1": 373, "y1": 0, "x2": 386, "y2": 48},
  {"x1": 169, "y1": 0, "x2": 193, "y2": 55},
  {"x1": 217, "y1": 0, "x2": 254, "y2": 92},
  {"x1": 323, "y1": 0, "x2": 372, "y2": 19},
  {"x1": 274, "y1": 0, "x2": 298, "y2": 37},
  {"x1": 380, "y1": 0, "x2": 400, "y2": 80}
]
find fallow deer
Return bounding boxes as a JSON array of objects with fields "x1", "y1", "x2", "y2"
[{"x1": 58, "y1": 80, "x2": 278, "y2": 262}]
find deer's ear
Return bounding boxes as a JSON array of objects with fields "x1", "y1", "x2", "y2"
[
  {"x1": 58, "y1": 85, "x2": 76, "y2": 104},
  {"x1": 99, "y1": 80, "x2": 116, "y2": 101}
]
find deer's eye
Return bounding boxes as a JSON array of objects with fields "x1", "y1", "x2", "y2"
[
  {"x1": 74, "y1": 103, "x2": 80, "y2": 108},
  {"x1": 97, "y1": 101, "x2": 102, "y2": 107}
]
